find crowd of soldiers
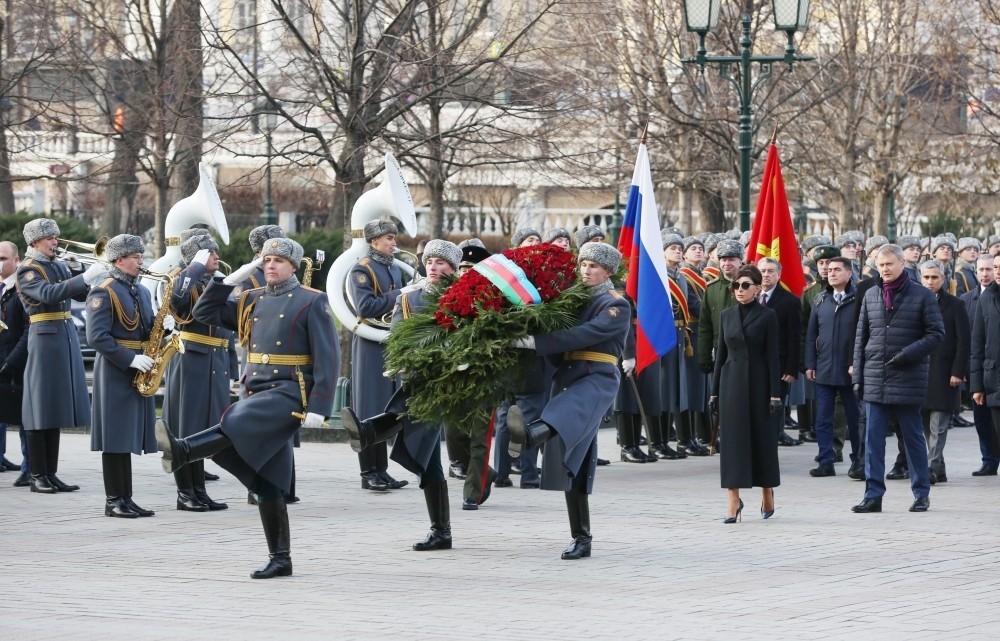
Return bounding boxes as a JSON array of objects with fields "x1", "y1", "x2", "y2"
[{"x1": 4, "y1": 214, "x2": 1000, "y2": 574}]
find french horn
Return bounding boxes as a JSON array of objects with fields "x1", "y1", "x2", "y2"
[{"x1": 326, "y1": 153, "x2": 417, "y2": 343}]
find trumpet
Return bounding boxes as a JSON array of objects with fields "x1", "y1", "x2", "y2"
[{"x1": 56, "y1": 236, "x2": 109, "y2": 266}]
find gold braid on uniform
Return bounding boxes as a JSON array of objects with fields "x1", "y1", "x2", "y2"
[
  {"x1": 172, "y1": 284, "x2": 201, "y2": 326},
  {"x1": 236, "y1": 289, "x2": 257, "y2": 347},
  {"x1": 101, "y1": 279, "x2": 140, "y2": 332}
]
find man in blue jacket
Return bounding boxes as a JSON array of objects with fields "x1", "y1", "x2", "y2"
[{"x1": 852, "y1": 245, "x2": 944, "y2": 513}]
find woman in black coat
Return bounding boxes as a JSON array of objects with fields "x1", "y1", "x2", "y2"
[{"x1": 710, "y1": 265, "x2": 782, "y2": 523}]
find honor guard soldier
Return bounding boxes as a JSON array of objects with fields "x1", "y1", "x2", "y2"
[
  {"x1": 506, "y1": 241, "x2": 630, "y2": 559},
  {"x1": 0, "y1": 241, "x2": 29, "y2": 481},
  {"x1": 234, "y1": 224, "x2": 285, "y2": 295},
  {"x1": 86, "y1": 235, "x2": 160, "y2": 518},
  {"x1": 899, "y1": 236, "x2": 923, "y2": 283},
  {"x1": 157, "y1": 237, "x2": 337, "y2": 578},
  {"x1": 544, "y1": 227, "x2": 572, "y2": 250},
  {"x1": 930, "y1": 236, "x2": 956, "y2": 294},
  {"x1": 954, "y1": 238, "x2": 980, "y2": 296},
  {"x1": 163, "y1": 233, "x2": 236, "y2": 511},
  {"x1": 16, "y1": 218, "x2": 105, "y2": 494}
]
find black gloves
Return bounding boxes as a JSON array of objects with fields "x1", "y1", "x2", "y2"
[
  {"x1": 887, "y1": 353, "x2": 904, "y2": 367},
  {"x1": 853, "y1": 383, "x2": 863, "y2": 400},
  {"x1": 769, "y1": 399, "x2": 782, "y2": 415}
]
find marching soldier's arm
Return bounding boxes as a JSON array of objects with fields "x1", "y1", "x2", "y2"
[
  {"x1": 193, "y1": 277, "x2": 240, "y2": 332},
  {"x1": 85, "y1": 287, "x2": 137, "y2": 372},
  {"x1": 534, "y1": 297, "x2": 630, "y2": 356},
  {"x1": 227, "y1": 336, "x2": 239, "y2": 379},
  {"x1": 171, "y1": 262, "x2": 209, "y2": 316},
  {"x1": 16, "y1": 264, "x2": 88, "y2": 305},
  {"x1": 306, "y1": 296, "x2": 339, "y2": 418}
]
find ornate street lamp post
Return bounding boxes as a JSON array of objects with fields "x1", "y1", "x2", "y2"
[
  {"x1": 682, "y1": 0, "x2": 813, "y2": 231},
  {"x1": 253, "y1": 102, "x2": 278, "y2": 225}
]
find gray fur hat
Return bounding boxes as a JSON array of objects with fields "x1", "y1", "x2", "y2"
[
  {"x1": 105, "y1": 234, "x2": 145, "y2": 262},
  {"x1": 261, "y1": 237, "x2": 304, "y2": 266},
  {"x1": 23, "y1": 218, "x2": 60, "y2": 246},
  {"x1": 931, "y1": 235, "x2": 955, "y2": 253},
  {"x1": 988, "y1": 234, "x2": 1000, "y2": 247},
  {"x1": 739, "y1": 230, "x2": 752, "y2": 246},
  {"x1": 958, "y1": 237, "x2": 981, "y2": 253},
  {"x1": 249, "y1": 224, "x2": 285, "y2": 253},
  {"x1": 457, "y1": 238, "x2": 486, "y2": 250},
  {"x1": 802, "y1": 235, "x2": 831, "y2": 252},
  {"x1": 944, "y1": 232, "x2": 957, "y2": 243},
  {"x1": 696, "y1": 232, "x2": 712, "y2": 243},
  {"x1": 579, "y1": 241, "x2": 621, "y2": 273},
  {"x1": 422, "y1": 239, "x2": 462, "y2": 271},
  {"x1": 683, "y1": 236, "x2": 704, "y2": 251},
  {"x1": 834, "y1": 233, "x2": 856, "y2": 248},
  {"x1": 543, "y1": 227, "x2": 571, "y2": 243},
  {"x1": 725, "y1": 229, "x2": 742, "y2": 240},
  {"x1": 813, "y1": 245, "x2": 841, "y2": 262},
  {"x1": 573, "y1": 225, "x2": 605, "y2": 248},
  {"x1": 704, "y1": 233, "x2": 724, "y2": 255},
  {"x1": 847, "y1": 230, "x2": 865, "y2": 245},
  {"x1": 511, "y1": 227, "x2": 541, "y2": 247},
  {"x1": 864, "y1": 235, "x2": 889, "y2": 254},
  {"x1": 897, "y1": 235, "x2": 921, "y2": 250},
  {"x1": 363, "y1": 219, "x2": 398, "y2": 244},
  {"x1": 661, "y1": 232, "x2": 684, "y2": 249},
  {"x1": 716, "y1": 239, "x2": 745, "y2": 260},
  {"x1": 180, "y1": 234, "x2": 219, "y2": 266},
  {"x1": 663, "y1": 226, "x2": 684, "y2": 237}
]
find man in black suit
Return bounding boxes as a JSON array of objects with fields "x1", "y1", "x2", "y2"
[
  {"x1": 757, "y1": 257, "x2": 802, "y2": 446},
  {"x1": 0, "y1": 240, "x2": 30, "y2": 482},
  {"x1": 962, "y1": 255, "x2": 1000, "y2": 476}
]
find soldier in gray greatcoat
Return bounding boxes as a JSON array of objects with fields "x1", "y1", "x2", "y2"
[
  {"x1": 157, "y1": 237, "x2": 337, "y2": 579},
  {"x1": 507, "y1": 241, "x2": 631, "y2": 560},
  {"x1": 16, "y1": 218, "x2": 106, "y2": 494},
  {"x1": 87, "y1": 234, "x2": 159, "y2": 518},
  {"x1": 163, "y1": 233, "x2": 236, "y2": 512},
  {"x1": 348, "y1": 219, "x2": 409, "y2": 491}
]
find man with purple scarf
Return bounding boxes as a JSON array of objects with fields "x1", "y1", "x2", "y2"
[{"x1": 851, "y1": 244, "x2": 944, "y2": 514}]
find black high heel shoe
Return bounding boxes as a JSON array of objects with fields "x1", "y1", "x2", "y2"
[
  {"x1": 724, "y1": 498, "x2": 744, "y2": 524},
  {"x1": 761, "y1": 489, "x2": 775, "y2": 519}
]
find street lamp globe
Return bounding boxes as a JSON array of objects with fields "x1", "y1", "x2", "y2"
[
  {"x1": 683, "y1": 0, "x2": 721, "y2": 33},
  {"x1": 772, "y1": 0, "x2": 811, "y2": 33}
]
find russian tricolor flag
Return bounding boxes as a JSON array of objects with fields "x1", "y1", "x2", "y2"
[{"x1": 617, "y1": 142, "x2": 677, "y2": 373}]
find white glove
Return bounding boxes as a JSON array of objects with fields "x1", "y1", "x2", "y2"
[
  {"x1": 82, "y1": 261, "x2": 110, "y2": 286},
  {"x1": 513, "y1": 336, "x2": 535, "y2": 349},
  {"x1": 162, "y1": 315, "x2": 176, "y2": 333},
  {"x1": 223, "y1": 258, "x2": 262, "y2": 286},
  {"x1": 191, "y1": 249, "x2": 211, "y2": 267},
  {"x1": 130, "y1": 354, "x2": 155, "y2": 372},
  {"x1": 622, "y1": 358, "x2": 636, "y2": 376},
  {"x1": 302, "y1": 412, "x2": 325, "y2": 428}
]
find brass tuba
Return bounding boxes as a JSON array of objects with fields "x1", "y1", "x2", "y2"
[
  {"x1": 326, "y1": 153, "x2": 417, "y2": 343},
  {"x1": 133, "y1": 268, "x2": 184, "y2": 397}
]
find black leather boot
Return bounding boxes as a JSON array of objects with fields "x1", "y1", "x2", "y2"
[
  {"x1": 413, "y1": 480, "x2": 452, "y2": 550},
  {"x1": 156, "y1": 420, "x2": 231, "y2": 473},
  {"x1": 340, "y1": 408, "x2": 404, "y2": 453},
  {"x1": 103, "y1": 454, "x2": 138, "y2": 518},
  {"x1": 616, "y1": 413, "x2": 641, "y2": 462},
  {"x1": 507, "y1": 405, "x2": 555, "y2": 459},
  {"x1": 122, "y1": 455, "x2": 154, "y2": 516},
  {"x1": 251, "y1": 498, "x2": 293, "y2": 579},
  {"x1": 192, "y1": 460, "x2": 228, "y2": 510},
  {"x1": 561, "y1": 490, "x2": 592, "y2": 560},
  {"x1": 26, "y1": 431, "x2": 56, "y2": 494},
  {"x1": 44, "y1": 428, "x2": 79, "y2": 492},
  {"x1": 175, "y1": 465, "x2": 209, "y2": 512}
]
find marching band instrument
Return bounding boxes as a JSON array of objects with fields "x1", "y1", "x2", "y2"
[
  {"x1": 326, "y1": 153, "x2": 417, "y2": 343},
  {"x1": 134, "y1": 267, "x2": 184, "y2": 396},
  {"x1": 302, "y1": 250, "x2": 325, "y2": 288},
  {"x1": 55, "y1": 236, "x2": 109, "y2": 266}
]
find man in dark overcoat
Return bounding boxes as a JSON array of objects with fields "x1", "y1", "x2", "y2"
[
  {"x1": 852, "y1": 245, "x2": 944, "y2": 514},
  {"x1": 971, "y1": 256, "x2": 1000, "y2": 469},
  {"x1": 163, "y1": 233, "x2": 236, "y2": 511},
  {"x1": 757, "y1": 257, "x2": 802, "y2": 447},
  {"x1": 507, "y1": 242, "x2": 630, "y2": 560},
  {"x1": 87, "y1": 235, "x2": 159, "y2": 518},
  {"x1": 16, "y1": 218, "x2": 106, "y2": 493},
  {"x1": 961, "y1": 255, "x2": 1000, "y2": 476},
  {"x1": 348, "y1": 219, "x2": 408, "y2": 491},
  {"x1": 157, "y1": 237, "x2": 337, "y2": 579},
  {"x1": 0, "y1": 240, "x2": 29, "y2": 481}
]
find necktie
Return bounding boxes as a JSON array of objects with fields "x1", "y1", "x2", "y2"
[
  {"x1": 0, "y1": 281, "x2": 6, "y2": 301},
  {"x1": 760, "y1": 292, "x2": 768, "y2": 305},
  {"x1": 835, "y1": 292, "x2": 843, "y2": 305}
]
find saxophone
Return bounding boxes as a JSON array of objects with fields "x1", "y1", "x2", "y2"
[{"x1": 134, "y1": 268, "x2": 185, "y2": 397}]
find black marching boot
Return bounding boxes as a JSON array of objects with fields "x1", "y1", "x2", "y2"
[
  {"x1": 507, "y1": 405, "x2": 555, "y2": 459},
  {"x1": 156, "y1": 420, "x2": 231, "y2": 473},
  {"x1": 45, "y1": 429, "x2": 79, "y2": 492},
  {"x1": 340, "y1": 408, "x2": 404, "y2": 453},
  {"x1": 561, "y1": 490, "x2": 592, "y2": 560},
  {"x1": 26, "y1": 431, "x2": 56, "y2": 494},
  {"x1": 251, "y1": 498, "x2": 293, "y2": 579},
  {"x1": 649, "y1": 414, "x2": 683, "y2": 460},
  {"x1": 413, "y1": 480, "x2": 452, "y2": 550},
  {"x1": 176, "y1": 465, "x2": 209, "y2": 512},
  {"x1": 192, "y1": 460, "x2": 228, "y2": 510},
  {"x1": 122, "y1": 455, "x2": 154, "y2": 516},
  {"x1": 633, "y1": 415, "x2": 658, "y2": 463},
  {"x1": 616, "y1": 413, "x2": 646, "y2": 463},
  {"x1": 103, "y1": 454, "x2": 138, "y2": 518}
]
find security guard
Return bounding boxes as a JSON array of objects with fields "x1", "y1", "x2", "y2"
[
  {"x1": 157, "y1": 237, "x2": 337, "y2": 579},
  {"x1": 86, "y1": 234, "x2": 158, "y2": 518},
  {"x1": 163, "y1": 233, "x2": 236, "y2": 511},
  {"x1": 16, "y1": 218, "x2": 105, "y2": 494}
]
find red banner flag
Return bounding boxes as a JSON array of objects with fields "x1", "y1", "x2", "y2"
[{"x1": 746, "y1": 144, "x2": 807, "y2": 297}]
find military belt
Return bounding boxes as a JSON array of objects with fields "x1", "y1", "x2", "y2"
[
  {"x1": 115, "y1": 339, "x2": 144, "y2": 349},
  {"x1": 246, "y1": 353, "x2": 312, "y2": 366},
  {"x1": 563, "y1": 351, "x2": 619, "y2": 365},
  {"x1": 179, "y1": 331, "x2": 229, "y2": 348},
  {"x1": 29, "y1": 312, "x2": 72, "y2": 323}
]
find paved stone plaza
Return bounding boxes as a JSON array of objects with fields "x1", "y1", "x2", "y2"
[{"x1": 4, "y1": 420, "x2": 998, "y2": 640}]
